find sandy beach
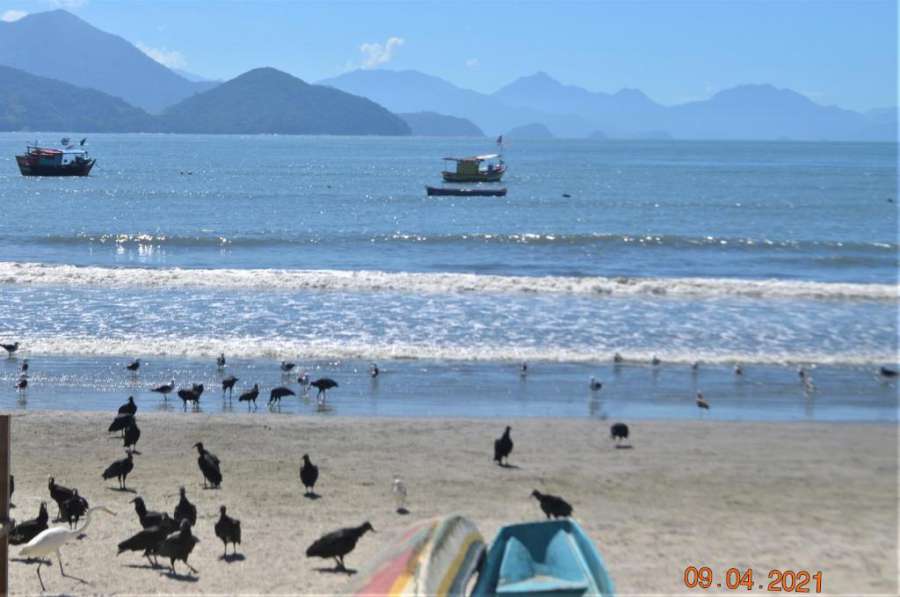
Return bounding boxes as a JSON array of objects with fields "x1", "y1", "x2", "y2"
[{"x1": 4, "y1": 411, "x2": 897, "y2": 595}]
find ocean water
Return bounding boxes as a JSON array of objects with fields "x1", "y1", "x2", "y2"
[{"x1": 0, "y1": 134, "x2": 896, "y2": 421}]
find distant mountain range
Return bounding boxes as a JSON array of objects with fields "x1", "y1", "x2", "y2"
[
  {"x1": 0, "y1": 9, "x2": 895, "y2": 141},
  {"x1": 325, "y1": 69, "x2": 896, "y2": 141},
  {"x1": 0, "y1": 10, "x2": 214, "y2": 113}
]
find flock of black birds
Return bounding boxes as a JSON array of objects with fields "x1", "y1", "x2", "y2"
[{"x1": 3, "y1": 341, "x2": 899, "y2": 585}]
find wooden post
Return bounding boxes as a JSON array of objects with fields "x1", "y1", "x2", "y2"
[{"x1": 0, "y1": 415, "x2": 9, "y2": 597}]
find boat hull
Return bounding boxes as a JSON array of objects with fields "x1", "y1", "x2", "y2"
[
  {"x1": 426, "y1": 186, "x2": 507, "y2": 197},
  {"x1": 16, "y1": 155, "x2": 95, "y2": 177},
  {"x1": 441, "y1": 169, "x2": 504, "y2": 183}
]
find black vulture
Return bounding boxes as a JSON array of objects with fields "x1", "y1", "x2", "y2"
[
  {"x1": 151, "y1": 379, "x2": 175, "y2": 399},
  {"x1": 124, "y1": 420, "x2": 141, "y2": 452},
  {"x1": 214, "y1": 505, "x2": 241, "y2": 556},
  {"x1": 269, "y1": 385, "x2": 295, "y2": 406},
  {"x1": 217, "y1": 353, "x2": 226, "y2": 369},
  {"x1": 238, "y1": 384, "x2": 259, "y2": 410},
  {"x1": 131, "y1": 496, "x2": 168, "y2": 529},
  {"x1": 589, "y1": 376, "x2": 602, "y2": 391},
  {"x1": 9, "y1": 502, "x2": 48, "y2": 545},
  {"x1": 48, "y1": 476, "x2": 75, "y2": 520},
  {"x1": 280, "y1": 361, "x2": 296, "y2": 372},
  {"x1": 493, "y1": 426, "x2": 513, "y2": 466},
  {"x1": 126, "y1": 359, "x2": 140, "y2": 372},
  {"x1": 195, "y1": 442, "x2": 222, "y2": 488},
  {"x1": 178, "y1": 385, "x2": 203, "y2": 410},
  {"x1": 306, "y1": 521, "x2": 374, "y2": 571},
  {"x1": 300, "y1": 454, "x2": 319, "y2": 495},
  {"x1": 531, "y1": 490, "x2": 573, "y2": 519},
  {"x1": 222, "y1": 375, "x2": 239, "y2": 397},
  {"x1": 118, "y1": 396, "x2": 137, "y2": 416},
  {"x1": 696, "y1": 392, "x2": 710, "y2": 410},
  {"x1": 102, "y1": 451, "x2": 134, "y2": 489},
  {"x1": 156, "y1": 519, "x2": 200, "y2": 574},
  {"x1": 610, "y1": 422, "x2": 629, "y2": 443},
  {"x1": 1, "y1": 341, "x2": 19, "y2": 355},
  {"x1": 173, "y1": 486, "x2": 197, "y2": 526},
  {"x1": 880, "y1": 366, "x2": 898, "y2": 378},
  {"x1": 61, "y1": 489, "x2": 88, "y2": 528},
  {"x1": 109, "y1": 413, "x2": 134, "y2": 436},
  {"x1": 117, "y1": 524, "x2": 171, "y2": 567},
  {"x1": 310, "y1": 378, "x2": 338, "y2": 400}
]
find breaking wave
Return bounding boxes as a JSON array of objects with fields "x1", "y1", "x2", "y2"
[{"x1": 0, "y1": 262, "x2": 895, "y2": 302}]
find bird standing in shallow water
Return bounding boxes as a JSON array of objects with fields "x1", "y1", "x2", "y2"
[
  {"x1": 20, "y1": 358, "x2": 28, "y2": 373},
  {"x1": 306, "y1": 521, "x2": 374, "y2": 572},
  {"x1": 494, "y1": 426, "x2": 513, "y2": 466},
  {"x1": 151, "y1": 379, "x2": 175, "y2": 399},
  {"x1": 879, "y1": 366, "x2": 898, "y2": 378},
  {"x1": 589, "y1": 376, "x2": 603, "y2": 392},
  {"x1": 1, "y1": 341, "x2": 20, "y2": 356},
  {"x1": 178, "y1": 384, "x2": 204, "y2": 410},
  {"x1": 370, "y1": 363, "x2": 379, "y2": 378},
  {"x1": 174, "y1": 486, "x2": 197, "y2": 526},
  {"x1": 269, "y1": 385, "x2": 295, "y2": 406},
  {"x1": 217, "y1": 353, "x2": 226, "y2": 370},
  {"x1": 734, "y1": 364, "x2": 743, "y2": 376},
  {"x1": 300, "y1": 454, "x2": 319, "y2": 496},
  {"x1": 126, "y1": 359, "x2": 140, "y2": 373},
  {"x1": 280, "y1": 360, "x2": 296, "y2": 373},
  {"x1": 696, "y1": 392, "x2": 710, "y2": 410},
  {"x1": 531, "y1": 490, "x2": 573, "y2": 518},
  {"x1": 222, "y1": 375, "x2": 238, "y2": 398},
  {"x1": 651, "y1": 355, "x2": 661, "y2": 366},
  {"x1": 195, "y1": 442, "x2": 222, "y2": 488},
  {"x1": 310, "y1": 378, "x2": 338, "y2": 403},
  {"x1": 238, "y1": 384, "x2": 259, "y2": 410},
  {"x1": 214, "y1": 505, "x2": 241, "y2": 557},
  {"x1": 16, "y1": 376, "x2": 27, "y2": 392}
]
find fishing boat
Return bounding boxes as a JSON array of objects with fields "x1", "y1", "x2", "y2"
[
  {"x1": 426, "y1": 186, "x2": 507, "y2": 197},
  {"x1": 441, "y1": 154, "x2": 506, "y2": 183},
  {"x1": 471, "y1": 519, "x2": 615, "y2": 596},
  {"x1": 15, "y1": 138, "x2": 94, "y2": 177}
]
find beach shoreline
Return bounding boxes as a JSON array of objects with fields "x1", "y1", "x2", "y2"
[{"x1": 3, "y1": 412, "x2": 897, "y2": 595}]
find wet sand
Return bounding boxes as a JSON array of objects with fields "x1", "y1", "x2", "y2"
[{"x1": 5, "y1": 411, "x2": 897, "y2": 595}]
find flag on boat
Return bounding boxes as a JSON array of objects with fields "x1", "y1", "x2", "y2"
[{"x1": 352, "y1": 515, "x2": 485, "y2": 596}]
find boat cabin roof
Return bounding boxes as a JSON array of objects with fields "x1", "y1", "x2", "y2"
[{"x1": 443, "y1": 153, "x2": 500, "y2": 162}]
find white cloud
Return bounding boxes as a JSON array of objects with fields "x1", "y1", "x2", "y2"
[
  {"x1": 136, "y1": 42, "x2": 187, "y2": 70},
  {"x1": 359, "y1": 36, "x2": 404, "y2": 69},
  {"x1": 465, "y1": 58, "x2": 480, "y2": 69},
  {"x1": 1, "y1": 10, "x2": 27, "y2": 22}
]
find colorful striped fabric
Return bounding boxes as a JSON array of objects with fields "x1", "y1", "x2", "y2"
[{"x1": 353, "y1": 515, "x2": 485, "y2": 596}]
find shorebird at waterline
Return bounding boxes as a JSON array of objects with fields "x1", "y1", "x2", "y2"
[
  {"x1": 696, "y1": 392, "x2": 710, "y2": 410},
  {"x1": 126, "y1": 359, "x2": 140, "y2": 373},
  {"x1": 216, "y1": 353, "x2": 226, "y2": 370},
  {"x1": 151, "y1": 379, "x2": 175, "y2": 399},
  {"x1": 589, "y1": 376, "x2": 603, "y2": 392},
  {"x1": 1, "y1": 341, "x2": 20, "y2": 356}
]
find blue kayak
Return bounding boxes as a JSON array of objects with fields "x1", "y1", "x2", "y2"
[{"x1": 471, "y1": 519, "x2": 615, "y2": 596}]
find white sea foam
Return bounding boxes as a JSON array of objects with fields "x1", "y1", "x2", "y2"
[
  {"x1": 0, "y1": 262, "x2": 895, "y2": 302},
  {"x1": 12, "y1": 336, "x2": 896, "y2": 367}
]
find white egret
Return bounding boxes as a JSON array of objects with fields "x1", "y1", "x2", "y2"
[{"x1": 19, "y1": 506, "x2": 115, "y2": 590}]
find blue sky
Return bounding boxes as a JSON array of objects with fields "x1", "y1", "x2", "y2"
[{"x1": 4, "y1": 0, "x2": 897, "y2": 110}]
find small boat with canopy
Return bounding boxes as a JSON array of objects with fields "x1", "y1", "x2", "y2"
[
  {"x1": 441, "y1": 153, "x2": 506, "y2": 183},
  {"x1": 16, "y1": 137, "x2": 94, "y2": 177}
]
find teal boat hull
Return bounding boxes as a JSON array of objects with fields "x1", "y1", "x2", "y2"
[{"x1": 472, "y1": 519, "x2": 614, "y2": 596}]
